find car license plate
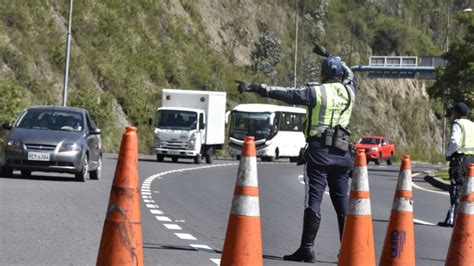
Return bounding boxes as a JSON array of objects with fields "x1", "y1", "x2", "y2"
[
  {"x1": 168, "y1": 150, "x2": 178, "y2": 155},
  {"x1": 28, "y1": 152, "x2": 50, "y2": 161}
]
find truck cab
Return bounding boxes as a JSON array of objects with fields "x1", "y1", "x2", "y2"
[{"x1": 152, "y1": 89, "x2": 226, "y2": 164}]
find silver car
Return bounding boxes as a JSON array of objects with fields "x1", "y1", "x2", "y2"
[{"x1": 0, "y1": 106, "x2": 102, "y2": 181}]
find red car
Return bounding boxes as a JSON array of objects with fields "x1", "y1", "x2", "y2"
[{"x1": 354, "y1": 136, "x2": 395, "y2": 165}]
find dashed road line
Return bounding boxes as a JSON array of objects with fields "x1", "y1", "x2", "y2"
[
  {"x1": 175, "y1": 233, "x2": 197, "y2": 240},
  {"x1": 141, "y1": 163, "x2": 240, "y2": 265}
]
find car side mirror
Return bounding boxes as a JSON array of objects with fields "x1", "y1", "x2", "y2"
[
  {"x1": 2, "y1": 123, "x2": 12, "y2": 130},
  {"x1": 90, "y1": 128, "x2": 101, "y2": 135},
  {"x1": 200, "y1": 123, "x2": 206, "y2": 130}
]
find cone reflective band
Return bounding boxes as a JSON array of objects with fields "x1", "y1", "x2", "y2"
[
  {"x1": 97, "y1": 127, "x2": 143, "y2": 266},
  {"x1": 338, "y1": 149, "x2": 376, "y2": 266},
  {"x1": 446, "y1": 163, "x2": 474, "y2": 266},
  {"x1": 380, "y1": 155, "x2": 415, "y2": 266},
  {"x1": 221, "y1": 136, "x2": 263, "y2": 266}
]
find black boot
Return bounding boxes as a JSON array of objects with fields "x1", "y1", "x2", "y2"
[
  {"x1": 283, "y1": 208, "x2": 321, "y2": 263},
  {"x1": 336, "y1": 213, "x2": 345, "y2": 241},
  {"x1": 438, "y1": 204, "x2": 456, "y2": 227}
]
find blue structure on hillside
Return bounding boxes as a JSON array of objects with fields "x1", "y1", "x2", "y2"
[{"x1": 351, "y1": 56, "x2": 445, "y2": 79}]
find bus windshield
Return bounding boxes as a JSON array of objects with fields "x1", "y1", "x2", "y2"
[
  {"x1": 230, "y1": 112, "x2": 275, "y2": 141},
  {"x1": 156, "y1": 110, "x2": 197, "y2": 130}
]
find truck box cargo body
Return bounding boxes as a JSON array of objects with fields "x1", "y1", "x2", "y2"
[{"x1": 153, "y1": 89, "x2": 226, "y2": 164}]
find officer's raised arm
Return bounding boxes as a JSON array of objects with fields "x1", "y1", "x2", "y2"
[{"x1": 235, "y1": 81, "x2": 313, "y2": 106}]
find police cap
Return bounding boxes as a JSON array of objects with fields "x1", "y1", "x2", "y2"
[
  {"x1": 453, "y1": 102, "x2": 469, "y2": 116},
  {"x1": 321, "y1": 56, "x2": 343, "y2": 77}
]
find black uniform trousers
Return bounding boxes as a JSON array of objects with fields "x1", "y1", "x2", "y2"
[
  {"x1": 303, "y1": 137, "x2": 352, "y2": 238},
  {"x1": 449, "y1": 155, "x2": 474, "y2": 205}
]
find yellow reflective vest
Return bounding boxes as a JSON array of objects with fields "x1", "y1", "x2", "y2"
[
  {"x1": 455, "y1": 118, "x2": 474, "y2": 155},
  {"x1": 305, "y1": 82, "x2": 355, "y2": 138}
]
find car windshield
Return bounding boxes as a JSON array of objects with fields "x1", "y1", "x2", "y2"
[
  {"x1": 230, "y1": 111, "x2": 273, "y2": 141},
  {"x1": 156, "y1": 110, "x2": 197, "y2": 130},
  {"x1": 360, "y1": 138, "x2": 381, "y2": 145},
  {"x1": 16, "y1": 109, "x2": 84, "y2": 132}
]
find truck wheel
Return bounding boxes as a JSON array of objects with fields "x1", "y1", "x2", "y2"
[
  {"x1": 156, "y1": 155, "x2": 164, "y2": 162},
  {"x1": 375, "y1": 153, "x2": 381, "y2": 165},
  {"x1": 235, "y1": 155, "x2": 241, "y2": 161},
  {"x1": 387, "y1": 153, "x2": 393, "y2": 165},
  {"x1": 2, "y1": 166, "x2": 13, "y2": 177},
  {"x1": 194, "y1": 155, "x2": 201, "y2": 164},
  {"x1": 205, "y1": 154, "x2": 212, "y2": 164},
  {"x1": 205, "y1": 147, "x2": 214, "y2": 164},
  {"x1": 172, "y1": 157, "x2": 178, "y2": 163}
]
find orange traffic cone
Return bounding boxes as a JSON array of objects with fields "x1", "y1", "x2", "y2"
[
  {"x1": 380, "y1": 155, "x2": 415, "y2": 266},
  {"x1": 338, "y1": 149, "x2": 376, "y2": 266},
  {"x1": 445, "y1": 163, "x2": 474, "y2": 266},
  {"x1": 221, "y1": 136, "x2": 263, "y2": 266},
  {"x1": 97, "y1": 127, "x2": 143, "y2": 266}
]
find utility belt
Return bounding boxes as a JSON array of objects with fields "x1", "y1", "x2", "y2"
[{"x1": 306, "y1": 125, "x2": 352, "y2": 152}]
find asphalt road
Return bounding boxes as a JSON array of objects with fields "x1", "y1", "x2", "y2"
[{"x1": 0, "y1": 154, "x2": 451, "y2": 265}]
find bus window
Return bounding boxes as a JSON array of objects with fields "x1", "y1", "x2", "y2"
[{"x1": 279, "y1": 112, "x2": 305, "y2": 132}]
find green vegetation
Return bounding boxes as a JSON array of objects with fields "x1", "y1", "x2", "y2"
[
  {"x1": 0, "y1": 1, "x2": 468, "y2": 162},
  {"x1": 429, "y1": 13, "x2": 474, "y2": 119}
]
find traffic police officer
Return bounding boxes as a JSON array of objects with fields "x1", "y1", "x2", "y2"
[
  {"x1": 237, "y1": 53, "x2": 356, "y2": 262},
  {"x1": 439, "y1": 102, "x2": 474, "y2": 227}
]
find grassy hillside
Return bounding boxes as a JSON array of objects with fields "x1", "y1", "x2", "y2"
[{"x1": 0, "y1": 0, "x2": 459, "y2": 161}]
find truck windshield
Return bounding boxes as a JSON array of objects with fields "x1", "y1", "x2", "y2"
[
  {"x1": 230, "y1": 112, "x2": 274, "y2": 141},
  {"x1": 156, "y1": 110, "x2": 197, "y2": 130},
  {"x1": 360, "y1": 138, "x2": 381, "y2": 145}
]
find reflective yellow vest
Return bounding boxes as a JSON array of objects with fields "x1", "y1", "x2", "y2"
[
  {"x1": 455, "y1": 118, "x2": 474, "y2": 155},
  {"x1": 305, "y1": 83, "x2": 355, "y2": 138}
]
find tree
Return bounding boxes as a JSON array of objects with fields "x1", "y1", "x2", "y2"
[
  {"x1": 250, "y1": 30, "x2": 284, "y2": 76},
  {"x1": 429, "y1": 13, "x2": 474, "y2": 113}
]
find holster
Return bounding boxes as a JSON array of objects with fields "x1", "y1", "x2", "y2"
[
  {"x1": 297, "y1": 144, "x2": 308, "y2": 165},
  {"x1": 323, "y1": 125, "x2": 351, "y2": 152}
]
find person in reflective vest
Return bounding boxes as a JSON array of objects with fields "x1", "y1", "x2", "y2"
[
  {"x1": 439, "y1": 102, "x2": 474, "y2": 227},
  {"x1": 236, "y1": 54, "x2": 356, "y2": 262}
]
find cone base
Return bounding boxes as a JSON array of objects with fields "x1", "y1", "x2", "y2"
[
  {"x1": 380, "y1": 211, "x2": 415, "y2": 266},
  {"x1": 338, "y1": 215, "x2": 376, "y2": 266},
  {"x1": 446, "y1": 213, "x2": 474, "y2": 265},
  {"x1": 97, "y1": 220, "x2": 143, "y2": 266},
  {"x1": 221, "y1": 215, "x2": 263, "y2": 266}
]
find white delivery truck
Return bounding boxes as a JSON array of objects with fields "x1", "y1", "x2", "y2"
[{"x1": 152, "y1": 89, "x2": 226, "y2": 164}]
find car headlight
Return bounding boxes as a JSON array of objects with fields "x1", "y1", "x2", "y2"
[
  {"x1": 368, "y1": 147, "x2": 378, "y2": 153},
  {"x1": 6, "y1": 139, "x2": 22, "y2": 150},
  {"x1": 265, "y1": 140, "x2": 272, "y2": 146},
  {"x1": 59, "y1": 143, "x2": 81, "y2": 152}
]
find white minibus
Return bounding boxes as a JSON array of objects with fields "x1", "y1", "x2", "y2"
[{"x1": 228, "y1": 104, "x2": 306, "y2": 161}]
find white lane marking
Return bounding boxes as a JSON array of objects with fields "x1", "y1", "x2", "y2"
[
  {"x1": 155, "y1": 216, "x2": 172, "y2": 222},
  {"x1": 410, "y1": 173, "x2": 449, "y2": 196},
  {"x1": 324, "y1": 191, "x2": 330, "y2": 195},
  {"x1": 175, "y1": 233, "x2": 196, "y2": 240},
  {"x1": 163, "y1": 224, "x2": 182, "y2": 230},
  {"x1": 414, "y1": 218, "x2": 436, "y2": 226},
  {"x1": 190, "y1": 244, "x2": 215, "y2": 253},
  {"x1": 143, "y1": 199, "x2": 155, "y2": 203},
  {"x1": 300, "y1": 181, "x2": 305, "y2": 184},
  {"x1": 141, "y1": 162, "x2": 243, "y2": 263},
  {"x1": 150, "y1": 209, "x2": 163, "y2": 214}
]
